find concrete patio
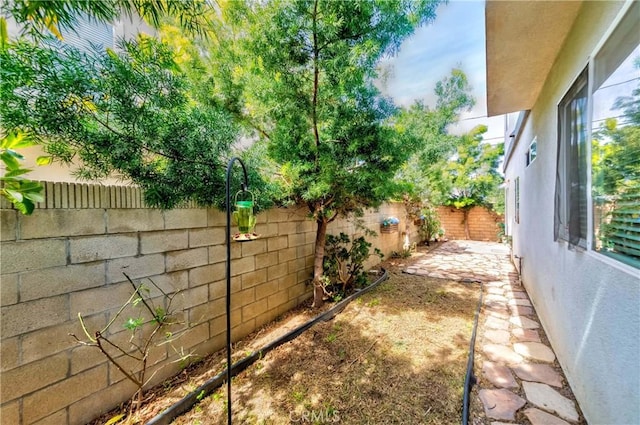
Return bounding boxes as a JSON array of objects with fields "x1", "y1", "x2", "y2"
[{"x1": 405, "y1": 240, "x2": 585, "y2": 424}]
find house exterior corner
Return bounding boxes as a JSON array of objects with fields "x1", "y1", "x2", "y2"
[{"x1": 487, "y1": 1, "x2": 640, "y2": 423}]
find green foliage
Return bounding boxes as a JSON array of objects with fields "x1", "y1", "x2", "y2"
[
  {"x1": 1, "y1": 0, "x2": 214, "y2": 40},
  {"x1": 394, "y1": 68, "x2": 476, "y2": 199},
  {"x1": 0, "y1": 36, "x2": 261, "y2": 209},
  {"x1": 0, "y1": 131, "x2": 44, "y2": 214},
  {"x1": 208, "y1": 0, "x2": 444, "y2": 216},
  {"x1": 206, "y1": 0, "x2": 443, "y2": 306},
  {"x1": 426, "y1": 125, "x2": 504, "y2": 212},
  {"x1": 72, "y1": 273, "x2": 193, "y2": 421},
  {"x1": 323, "y1": 233, "x2": 383, "y2": 298},
  {"x1": 418, "y1": 205, "x2": 441, "y2": 244},
  {"x1": 390, "y1": 249, "x2": 412, "y2": 259}
]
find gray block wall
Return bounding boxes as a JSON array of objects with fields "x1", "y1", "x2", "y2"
[{"x1": 0, "y1": 182, "x2": 413, "y2": 425}]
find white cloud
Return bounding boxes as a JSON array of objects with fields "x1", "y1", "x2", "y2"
[{"x1": 380, "y1": 0, "x2": 505, "y2": 141}]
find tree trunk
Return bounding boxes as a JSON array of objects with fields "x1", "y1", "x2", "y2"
[
  {"x1": 463, "y1": 208, "x2": 471, "y2": 240},
  {"x1": 312, "y1": 217, "x2": 329, "y2": 308}
]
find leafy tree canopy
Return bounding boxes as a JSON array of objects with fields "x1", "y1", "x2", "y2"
[
  {"x1": 203, "y1": 0, "x2": 442, "y2": 306},
  {"x1": 427, "y1": 124, "x2": 504, "y2": 210},
  {"x1": 209, "y1": 0, "x2": 442, "y2": 217},
  {"x1": 393, "y1": 68, "x2": 475, "y2": 198},
  {"x1": 1, "y1": 0, "x2": 214, "y2": 40},
  {"x1": 0, "y1": 36, "x2": 271, "y2": 209},
  {"x1": 421, "y1": 124, "x2": 504, "y2": 238}
]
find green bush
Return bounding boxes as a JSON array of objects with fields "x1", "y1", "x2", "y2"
[
  {"x1": 322, "y1": 233, "x2": 382, "y2": 300},
  {"x1": 418, "y1": 206, "x2": 441, "y2": 245}
]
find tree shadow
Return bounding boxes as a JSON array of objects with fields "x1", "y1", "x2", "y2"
[{"x1": 173, "y1": 272, "x2": 480, "y2": 425}]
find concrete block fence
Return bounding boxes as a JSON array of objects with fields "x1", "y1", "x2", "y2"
[{"x1": 0, "y1": 182, "x2": 415, "y2": 425}]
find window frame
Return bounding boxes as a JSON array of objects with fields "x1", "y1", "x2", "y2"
[
  {"x1": 587, "y1": 0, "x2": 640, "y2": 269},
  {"x1": 526, "y1": 137, "x2": 537, "y2": 167},
  {"x1": 555, "y1": 0, "x2": 639, "y2": 271},
  {"x1": 556, "y1": 66, "x2": 590, "y2": 249},
  {"x1": 514, "y1": 177, "x2": 520, "y2": 224}
]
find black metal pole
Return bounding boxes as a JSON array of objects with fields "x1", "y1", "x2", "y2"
[{"x1": 225, "y1": 157, "x2": 249, "y2": 425}]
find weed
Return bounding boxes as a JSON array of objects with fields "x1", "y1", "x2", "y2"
[
  {"x1": 366, "y1": 297, "x2": 380, "y2": 307},
  {"x1": 292, "y1": 389, "x2": 306, "y2": 403},
  {"x1": 338, "y1": 348, "x2": 346, "y2": 361},
  {"x1": 325, "y1": 333, "x2": 338, "y2": 343},
  {"x1": 390, "y1": 249, "x2": 412, "y2": 259}
]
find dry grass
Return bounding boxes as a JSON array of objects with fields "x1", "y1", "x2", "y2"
[
  {"x1": 173, "y1": 268, "x2": 478, "y2": 425},
  {"x1": 88, "y1": 245, "x2": 479, "y2": 425}
]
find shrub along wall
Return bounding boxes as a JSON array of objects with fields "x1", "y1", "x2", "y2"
[
  {"x1": 436, "y1": 206, "x2": 503, "y2": 242},
  {"x1": 0, "y1": 182, "x2": 416, "y2": 425}
]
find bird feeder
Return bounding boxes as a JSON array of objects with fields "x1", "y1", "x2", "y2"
[{"x1": 232, "y1": 190, "x2": 259, "y2": 241}]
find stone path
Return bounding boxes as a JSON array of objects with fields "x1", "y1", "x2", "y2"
[{"x1": 404, "y1": 240, "x2": 585, "y2": 425}]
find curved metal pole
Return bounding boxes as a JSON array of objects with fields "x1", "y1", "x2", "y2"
[{"x1": 225, "y1": 157, "x2": 248, "y2": 425}]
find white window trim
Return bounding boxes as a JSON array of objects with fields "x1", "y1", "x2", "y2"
[
  {"x1": 527, "y1": 137, "x2": 537, "y2": 167},
  {"x1": 585, "y1": 0, "x2": 638, "y2": 267}
]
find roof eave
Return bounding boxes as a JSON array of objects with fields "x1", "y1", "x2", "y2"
[{"x1": 485, "y1": 1, "x2": 583, "y2": 117}]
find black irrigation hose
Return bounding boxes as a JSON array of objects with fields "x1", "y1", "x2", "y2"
[
  {"x1": 462, "y1": 282, "x2": 484, "y2": 425},
  {"x1": 147, "y1": 269, "x2": 389, "y2": 425}
]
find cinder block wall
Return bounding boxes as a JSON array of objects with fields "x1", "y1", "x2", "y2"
[
  {"x1": 436, "y1": 206, "x2": 503, "y2": 242},
  {"x1": 0, "y1": 183, "x2": 411, "y2": 425}
]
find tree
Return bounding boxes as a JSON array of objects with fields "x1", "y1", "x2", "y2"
[
  {"x1": 393, "y1": 68, "x2": 475, "y2": 199},
  {"x1": 0, "y1": 0, "x2": 218, "y2": 213},
  {"x1": 425, "y1": 125, "x2": 504, "y2": 239},
  {"x1": 1, "y1": 0, "x2": 214, "y2": 40},
  {"x1": 209, "y1": 0, "x2": 442, "y2": 307},
  {"x1": 0, "y1": 36, "x2": 255, "y2": 209},
  {"x1": 592, "y1": 57, "x2": 640, "y2": 199}
]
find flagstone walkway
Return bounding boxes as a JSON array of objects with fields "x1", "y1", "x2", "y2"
[{"x1": 404, "y1": 240, "x2": 585, "y2": 425}]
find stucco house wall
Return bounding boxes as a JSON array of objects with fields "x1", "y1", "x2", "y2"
[{"x1": 502, "y1": 2, "x2": 639, "y2": 423}]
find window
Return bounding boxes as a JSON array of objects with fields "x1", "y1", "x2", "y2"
[
  {"x1": 555, "y1": 68, "x2": 589, "y2": 248},
  {"x1": 59, "y1": 14, "x2": 115, "y2": 53},
  {"x1": 554, "y1": 2, "x2": 639, "y2": 268},
  {"x1": 591, "y1": 2, "x2": 640, "y2": 268},
  {"x1": 526, "y1": 137, "x2": 537, "y2": 167}
]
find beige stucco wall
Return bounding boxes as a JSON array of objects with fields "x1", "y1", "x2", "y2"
[
  {"x1": 0, "y1": 183, "x2": 413, "y2": 425},
  {"x1": 502, "y1": 2, "x2": 639, "y2": 423}
]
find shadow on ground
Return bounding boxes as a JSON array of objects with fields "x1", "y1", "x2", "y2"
[{"x1": 172, "y1": 272, "x2": 480, "y2": 425}]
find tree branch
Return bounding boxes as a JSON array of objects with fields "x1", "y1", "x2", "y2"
[{"x1": 311, "y1": 0, "x2": 321, "y2": 169}]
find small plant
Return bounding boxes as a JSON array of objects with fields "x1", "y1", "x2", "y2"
[
  {"x1": 322, "y1": 233, "x2": 383, "y2": 300},
  {"x1": 71, "y1": 273, "x2": 194, "y2": 422},
  {"x1": 390, "y1": 249, "x2": 412, "y2": 259},
  {"x1": 418, "y1": 206, "x2": 441, "y2": 245},
  {"x1": 0, "y1": 131, "x2": 46, "y2": 214},
  {"x1": 325, "y1": 333, "x2": 338, "y2": 343},
  {"x1": 366, "y1": 297, "x2": 380, "y2": 307}
]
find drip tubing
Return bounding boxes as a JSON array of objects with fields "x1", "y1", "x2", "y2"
[
  {"x1": 462, "y1": 281, "x2": 483, "y2": 425},
  {"x1": 147, "y1": 268, "x2": 389, "y2": 425}
]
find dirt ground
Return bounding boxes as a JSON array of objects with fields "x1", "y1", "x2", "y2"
[
  {"x1": 90, "y1": 248, "x2": 480, "y2": 425},
  {"x1": 172, "y1": 262, "x2": 478, "y2": 424}
]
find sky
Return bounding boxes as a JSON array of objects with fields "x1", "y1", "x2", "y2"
[{"x1": 379, "y1": 0, "x2": 506, "y2": 143}]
